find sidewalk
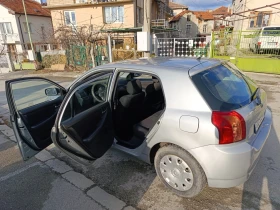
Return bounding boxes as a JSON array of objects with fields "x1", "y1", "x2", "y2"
[{"x1": 0, "y1": 69, "x2": 84, "y2": 80}]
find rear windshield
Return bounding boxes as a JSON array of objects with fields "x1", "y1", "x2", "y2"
[
  {"x1": 262, "y1": 27, "x2": 280, "y2": 36},
  {"x1": 192, "y1": 64, "x2": 258, "y2": 111}
]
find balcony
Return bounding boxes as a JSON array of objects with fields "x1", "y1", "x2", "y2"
[
  {"x1": 45, "y1": 0, "x2": 132, "y2": 8},
  {"x1": 151, "y1": 19, "x2": 169, "y2": 29}
]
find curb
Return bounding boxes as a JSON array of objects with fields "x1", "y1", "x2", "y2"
[{"x1": 0, "y1": 125, "x2": 136, "y2": 210}]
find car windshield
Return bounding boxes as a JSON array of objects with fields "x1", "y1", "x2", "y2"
[
  {"x1": 192, "y1": 64, "x2": 258, "y2": 111},
  {"x1": 262, "y1": 27, "x2": 280, "y2": 36}
]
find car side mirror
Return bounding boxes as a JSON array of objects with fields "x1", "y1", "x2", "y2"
[{"x1": 45, "y1": 88, "x2": 59, "y2": 96}]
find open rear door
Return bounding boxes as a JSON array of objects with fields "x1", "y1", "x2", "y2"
[
  {"x1": 6, "y1": 78, "x2": 66, "y2": 160},
  {"x1": 51, "y1": 72, "x2": 115, "y2": 164}
]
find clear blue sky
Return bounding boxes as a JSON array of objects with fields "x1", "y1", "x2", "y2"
[{"x1": 172, "y1": 0, "x2": 231, "y2": 11}]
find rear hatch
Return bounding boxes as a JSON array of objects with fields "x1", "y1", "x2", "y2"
[{"x1": 191, "y1": 62, "x2": 267, "y2": 145}]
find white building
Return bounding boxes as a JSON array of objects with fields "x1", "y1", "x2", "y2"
[
  {"x1": 231, "y1": 0, "x2": 280, "y2": 31},
  {"x1": 0, "y1": 0, "x2": 53, "y2": 72}
]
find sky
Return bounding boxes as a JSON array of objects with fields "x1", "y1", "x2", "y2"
[{"x1": 172, "y1": 0, "x2": 231, "y2": 11}]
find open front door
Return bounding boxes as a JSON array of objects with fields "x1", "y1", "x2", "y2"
[
  {"x1": 51, "y1": 72, "x2": 115, "y2": 164},
  {"x1": 6, "y1": 78, "x2": 66, "y2": 160}
]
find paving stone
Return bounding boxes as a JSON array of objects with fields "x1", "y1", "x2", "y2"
[
  {"x1": 0, "y1": 124, "x2": 10, "y2": 131},
  {"x1": 9, "y1": 135, "x2": 17, "y2": 143},
  {"x1": 62, "y1": 171, "x2": 94, "y2": 190},
  {"x1": 87, "y1": 186, "x2": 126, "y2": 210},
  {"x1": 123, "y1": 206, "x2": 137, "y2": 210},
  {"x1": 2, "y1": 129, "x2": 14, "y2": 137},
  {"x1": 0, "y1": 135, "x2": 8, "y2": 145},
  {"x1": 35, "y1": 150, "x2": 55, "y2": 162},
  {"x1": 45, "y1": 159, "x2": 73, "y2": 174}
]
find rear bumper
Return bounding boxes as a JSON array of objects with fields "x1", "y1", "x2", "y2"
[{"x1": 189, "y1": 108, "x2": 272, "y2": 188}]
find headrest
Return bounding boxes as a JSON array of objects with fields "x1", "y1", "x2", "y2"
[
  {"x1": 152, "y1": 76, "x2": 159, "y2": 83},
  {"x1": 127, "y1": 79, "x2": 142, "y2": 95}
]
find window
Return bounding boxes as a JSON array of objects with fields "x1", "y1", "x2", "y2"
[
  {"x1": 104, "y1": 6, "x2": 124, "y2": 23},
  {"x1": 137, "y1": 7, "x2": 143, "y2": 24},
  {"x1": 187, "y1": 15, "x2": 191, "y2": 22},
  {"x1": 75, "y1": 0, "x2": 86, "y2": 3},
  {"x1": 203, "y1": 25, "x2": 207, "y2": 33},
  {"x1": 0, "y1": 22, "x2": 13, "y2": 34},
  {"x1": 192, "y1": 64, "x2": 257, "y2": 111},
  {"x1": 249, "y1": 11, "x2": 271, "y2": 28},
  {"x1": 262, "y1": 27, "x2": 280, "y2": 36},
  {"x1": 62, "y1": 73, "x2": 112, "y2": 121},
  {"x1": 186, "y1": 24, "x2": 191, "y2": 33},
  {"x1": 11, "y1": 79, "x2": 62, "y2": 110},
  {"x1": 64, "y1": 11, "x2": 76, "y2": 26},
  {"x1": 23, "y1": 22, "x2": 32, "y2": 33}
]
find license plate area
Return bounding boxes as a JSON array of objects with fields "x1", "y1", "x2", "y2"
[{"x1": 254, "y1": 115, "x2": 264, "y2": 133}]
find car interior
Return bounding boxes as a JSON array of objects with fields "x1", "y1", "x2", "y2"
[
  {"x1": 58, "y1": 72, "x2": 165, "y2": 157},
  {"x1": 113, "y1": 72, "x2": 165, "y2": 149}
]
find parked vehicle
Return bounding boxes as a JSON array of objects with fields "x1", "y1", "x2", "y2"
[
  {"x1": 250, "y1": 26, "x2": 280, "y2": 54},
  {"x1": 6, "y1": 58, "x2": 272, "y2": 197}
]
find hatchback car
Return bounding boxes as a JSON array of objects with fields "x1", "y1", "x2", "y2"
[{"x1": 6, "y1": 58, "x2": 272, "y2": 197}]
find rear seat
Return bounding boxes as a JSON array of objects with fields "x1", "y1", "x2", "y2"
[{"x1": 133, "y1": 110, "x2": 163, "y2": 139}]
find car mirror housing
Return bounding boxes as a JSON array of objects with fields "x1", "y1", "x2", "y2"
[{"x1": 45, "y1": 88, "x2": 59, "y2": 96}]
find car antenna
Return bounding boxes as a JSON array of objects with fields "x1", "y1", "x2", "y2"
[{"x1": 197, "y1": 55, "x2": 202, "y2": 61}]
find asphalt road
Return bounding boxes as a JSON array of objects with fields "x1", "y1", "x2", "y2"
[{"x1": 0, "y1": 73, "x2": 280, "y2": 210}]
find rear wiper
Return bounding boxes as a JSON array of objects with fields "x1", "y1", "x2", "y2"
[{"x1": 251, "y1": 88, "x2": 260, "y2": 101}]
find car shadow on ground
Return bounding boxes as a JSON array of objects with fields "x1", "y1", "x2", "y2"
[{"x1": 241, "y1": 123, "x2": 280, "y2": 210}]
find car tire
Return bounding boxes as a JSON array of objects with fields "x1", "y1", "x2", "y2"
[{"x1": 154, "y1": 144, "x2": 207, "y2": 198}]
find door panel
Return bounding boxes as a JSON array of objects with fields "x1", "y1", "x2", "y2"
[
  {"x1": 6, "y1": 77, "x2": 66, "y2": 160},
  {"x1": 52, "y1": 72, "x2": 115, "y2": 162}
]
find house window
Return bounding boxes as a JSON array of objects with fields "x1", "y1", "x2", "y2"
[
  {"x1": 64, "y1": 11, "x2": 76, "y2": 26},
  {"x1": 203, "y1": 25, "x2": 207, "y2": 33},
  {"x1": 23, "y1": 22, "x2": 32, "y2": 33},
  {"x1": 186, "y1": 24, "x2": 191, "y2": 33},
  {"x1": 137, "y1": 7, "x2": 143, "y2": 24},
  {"x1": 249, "y1": 11, "x2": 271, "y2": 28},
  {"x1": 0, "y1": 22, "x2": 13, "y2": 34},
  {"x1": 104, "y1": 6, "x2": 124, "y2": 23},
  {"x1": 187, "y1": 15, "x2": 191, "y2": 21}
]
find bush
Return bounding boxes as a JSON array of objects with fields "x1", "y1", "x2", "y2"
[{"x1": 42, "y1": 54, "x2": 67, "y2": 68}]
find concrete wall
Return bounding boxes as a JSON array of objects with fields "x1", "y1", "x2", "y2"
[{"x1": 232, "y1": 0, "x2": 280, "y2": 31}]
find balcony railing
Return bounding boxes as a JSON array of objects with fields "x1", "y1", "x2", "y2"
[
  {"x1": 151, "y1": 19, "x2": 169, "y2": 28},
  {"x1": 47, "y1": 0, "x2": 130, "y2": 7},
  {"x1": 0, "y1": 34, "x2": 20, "y2": 43}
]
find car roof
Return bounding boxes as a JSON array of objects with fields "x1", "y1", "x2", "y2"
[{"x1": 100, "y1": 57, "x2": 222, "y2": 76}]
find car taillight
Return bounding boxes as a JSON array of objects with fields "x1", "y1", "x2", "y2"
[
  {"x1": 212, "y1": 111, "x2": 246, "y2": 144},
  {"x1": 258, "y1": 42, "x2": 262, "y2": 46}
]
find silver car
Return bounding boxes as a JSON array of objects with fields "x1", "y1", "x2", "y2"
[{"x1": 6, "y1": 58, "x2": 272, "y2": 197}]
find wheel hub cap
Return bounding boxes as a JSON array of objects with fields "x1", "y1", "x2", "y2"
[{"x1": 159, "y1": 155, "x2": 194, "y2": 191}]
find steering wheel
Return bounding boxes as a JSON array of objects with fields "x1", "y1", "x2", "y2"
[{"x1": 91, "y1": 83, "x2": 107, "y2": 103}]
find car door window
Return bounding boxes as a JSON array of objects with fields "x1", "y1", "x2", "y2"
[
  {"x1": 11, "y1": 79, "x2": 62, "y2": 111},
  {"x1": 62, "y1": 74, "x2": 111, "y2": 122}
]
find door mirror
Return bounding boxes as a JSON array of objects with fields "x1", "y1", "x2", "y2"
[{"x1": 45, "y1": 88, "x2": 59, "y2": 96}]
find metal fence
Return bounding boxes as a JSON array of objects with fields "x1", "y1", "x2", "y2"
[
  {"x1": 212, "y1": 30, "x2": 280, "y2": 58},
  {"x1": 154, "y1": 37, "x2": 210, "y2": 58}
]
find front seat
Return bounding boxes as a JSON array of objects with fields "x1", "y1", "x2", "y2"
[{"x1": 115, "y1": 79, "x2": 145, "y2": 140}]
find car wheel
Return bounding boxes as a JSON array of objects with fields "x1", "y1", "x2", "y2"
[{"x1": 154, "y1": 145, "x2": 207, "y2": 198}]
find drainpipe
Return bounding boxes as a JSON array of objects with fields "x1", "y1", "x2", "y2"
[{"x1": 17, "y1": 14, "x2": 25, "y2": 50}]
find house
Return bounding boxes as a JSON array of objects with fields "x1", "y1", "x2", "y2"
[
  {"x1": 211, "y1": 6, "x2": 232, "y2": 29},
  {"x1": 0, "y1": 0, "x2": 53, "y2": 71},
  {"x1": 45, "y1": 0, "x2": 172, "y2": 46},
  {"x1": 169, "y1": 10, "x2": 214, "y2": 38},
  {"x1": 231, "y1": 0, "x2": 280, "y2": 31},
  {"x1": 169, "y1": 1, "x2": 188, "y2": 15}
]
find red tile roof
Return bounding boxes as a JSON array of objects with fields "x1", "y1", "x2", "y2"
[
  {"x1": 0, "y1": 0, "x2": 51, "y2": 17},
  {"x1": 169, "y1": 2, "x2": 188, "y2": 10},
  {"x1": 169, "y1": 10, "x2": 214, "y2": 22},
  {"x1": 212, "y1": 6, "x2": 231, "y2": 16},
  {"x1": 193, "y1": 11, "x2": 214, "y2": 20}
]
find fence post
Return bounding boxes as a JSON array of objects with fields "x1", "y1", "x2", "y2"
[
  {"x1": 210, "y1": 31, "x2": 215, "y2": 58},
  {"x1": 107, "y1": 35, "x2": 113, "y2": 63},
  {"x1": 235, "y1": 30, "x2": 242, "y2": 66},
  {"x1": 155, "y1": 37, "x2": 158, "y2": 57},
  {"x1": 173, "y1": 38, "x2": 176, "y2": 57}
]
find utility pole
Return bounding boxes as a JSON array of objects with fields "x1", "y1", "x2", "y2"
[
  {"x1": 22, "y1": 0, "x2": 35, "y2": 61},
  {"x1": 143, "y1": 0, "x2": 152, "y2": 58}
]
